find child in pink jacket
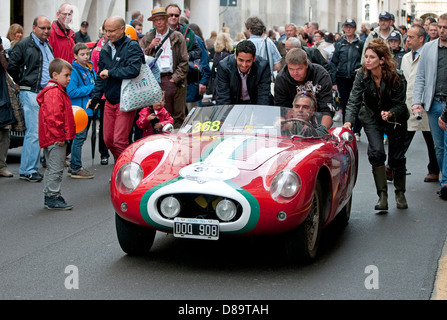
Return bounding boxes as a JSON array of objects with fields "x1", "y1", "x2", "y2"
[{"x1": 136, "y1": 93, "x2": 174, "y2": 138}]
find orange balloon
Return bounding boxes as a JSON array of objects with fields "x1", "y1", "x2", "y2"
[
  {"x1": 125, "y1": 25, "x2": 137, "y2": 40},
  {"x1": 72, "y1": 106, "x2": 88, "y2": 133}
]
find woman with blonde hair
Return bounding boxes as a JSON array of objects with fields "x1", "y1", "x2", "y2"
[
  {"x1": 7, "y1": 24, "x2": 24, "y2": 47},
  {"x1": 344, "y1": 38, "x2": 409, "y2": 211},
  {"x1": 209, "y1": 33, "x2": 234, "y2": 99}
]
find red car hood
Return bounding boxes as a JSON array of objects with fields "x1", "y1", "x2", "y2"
[{"x1": 125, "y1": 134, "x2": 324, "y2": 174}]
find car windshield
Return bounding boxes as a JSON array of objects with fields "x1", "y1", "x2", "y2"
[{"x1": 179, "y1": 105, "x2": 323, "y2": 139}]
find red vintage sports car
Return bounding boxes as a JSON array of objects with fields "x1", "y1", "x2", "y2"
[{"x1": 111, "y1": 105, "x2": 358, "y2": 263}]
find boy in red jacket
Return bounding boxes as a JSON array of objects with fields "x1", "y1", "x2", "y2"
[{"x1": 37, "y1": 59, "x2": 76, "y2": 210}]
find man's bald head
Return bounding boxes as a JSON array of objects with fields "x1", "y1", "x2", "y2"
[{"x1": 104, "y1": 16, "x2": 126, "y2": 43}]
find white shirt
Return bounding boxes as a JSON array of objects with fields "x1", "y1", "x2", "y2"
[{"x1": 156, "y1": 29, "x2": 173, "y2": 74}]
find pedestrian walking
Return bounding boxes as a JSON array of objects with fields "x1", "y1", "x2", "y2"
[
  {"x1": 412, "y1": 13, "x2": 447, "y2": 200},
  {"x1": 330, "y1": 19, "x2": 364, "y2": 140},
  {"x1": 398, "y1": 25, "x2": 439, "y2": 184},
  {"x1": 344, "y1": 38, "x2": 409, "y2": 210}
]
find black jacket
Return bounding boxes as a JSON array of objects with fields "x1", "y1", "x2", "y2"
[
  {"x1": 302, "y1": 46, "x2": 330, "y2": 73},
  {"x1": 330, "y1": 35, "x2": 364, "y2": 82},
  {"x1": 92, "y1": 36, "x2": 145, "y2": 105},
  {"x1": 274, "y1": 61, "x2": 334, "y2": 115},
  {"x1": 7, "y1": 34, "x2": 53, "y2": 93},
  {"x1": 0, "y1": 57, "x2": 14, "y2": 128},
  {"x1": 345, "y1": 68, "x2": 408, "y2": 126},
  {"x1": 215, "y1": 54, "x2": 272, "y2": 105}
]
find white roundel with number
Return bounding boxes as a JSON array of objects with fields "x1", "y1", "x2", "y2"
[{"x1": 180, "y1": 162, "x2": 240, "y2": 183}]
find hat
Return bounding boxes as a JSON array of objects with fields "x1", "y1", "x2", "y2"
[
  {"x1": 379, "y1": 11, "x2": 392, "y2": 20},
  {"x1": 81, "y1": 21, "x2": 88, "y2": 27},
  {"x1": 388, "y1": 32, "x2": 401, "y2": 41},
  {"x1": 148, "y1": 7, "x2": 168, "y2": 21},
  {"x1": 344, "y1": 19, "x2": 356, "y2": 28}
]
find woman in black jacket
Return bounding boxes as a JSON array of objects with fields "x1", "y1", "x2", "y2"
[{"x1": 344, "y1": 38, "x2": 409, "y2": 211}]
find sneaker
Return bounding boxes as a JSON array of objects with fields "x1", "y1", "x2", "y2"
[
  {"x1": 20, "y1": 172, "x2": 43, "y2": 182},
  {"x1": 100, "y1": 157, "x2": 109, "y2": 165},
  {"x1": 44, "y1": 195, "x2": 73, "y2": 210},
  {"x1": 333, "y1": 112, "x2": 342, "y2": 122},
  {"x1": 70, "y1": 168, "x2": 94, "y2": 179}
]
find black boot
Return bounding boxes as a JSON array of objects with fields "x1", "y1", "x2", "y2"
[
  {"x1": 394, "y1": 174, "x2": 408, "y2": 209},
  {"x1": 372, "y1": 166, "x2": 388, "y2": 211}
]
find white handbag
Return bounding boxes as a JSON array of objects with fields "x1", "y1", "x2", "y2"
[{"x1": 120, "y1": 63, "x2": 163, "y2": 112}]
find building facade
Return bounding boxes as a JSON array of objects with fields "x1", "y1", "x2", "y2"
[{"x1": 1, "y1": 0, "x2": 446, "y2": 44}]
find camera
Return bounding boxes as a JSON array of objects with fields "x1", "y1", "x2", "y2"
[
  {"x1": 415, "y1": 111, "x2": 422, "y2": 121},
  {"x1": 441, "y1": 108, "x2": 447, "y2": 123}
]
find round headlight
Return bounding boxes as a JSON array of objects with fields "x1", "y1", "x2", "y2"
[
  {"x1": 160, "y1": 196, "x2": 181, "y2": 218},
  {"x1": 116, "y1": 162, "x2": 143, "y2": 194},
  {"x1": 215, "y1": 199, "x2": 237, "y2": 221},
  {"x1": 270, "y1": 170, "x2": 301, "y2": 200}
]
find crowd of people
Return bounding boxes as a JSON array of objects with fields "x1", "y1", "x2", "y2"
[{"x1": 1, "y1": 3, "x2": 447, "y2": 210}]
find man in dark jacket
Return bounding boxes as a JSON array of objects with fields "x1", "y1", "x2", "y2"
[
  {"x1": 74, "y1": 21, "x2": 91, "y2": 43},
  {"x1": 89, "y1": 16, "x2": 145, "y2": 160},
  {"x1": 274, "y1": 48, "x2": 334, "y2": 129},
  {"x1": 216, "y1": 40, "x2": 272, "y2": 106},
  {"x1": 7, "y1": 16, "x2": 54, "y2": 182},
  {"x1": 330, "y1": 19, "x2": 364, "y2": 127}
]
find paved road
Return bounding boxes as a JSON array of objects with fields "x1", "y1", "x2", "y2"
[{"x1": 1, "y1": 128, "x2": 446, "y2": 301}]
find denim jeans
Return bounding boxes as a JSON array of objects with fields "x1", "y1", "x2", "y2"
[
  {"x1": 19, "y1": 91, "x2": 41, "y2": 175},
  {"x1": 428, "y1": 99, "x2": 447, "y2": 186},
  {"x1": 70, "y1": 118, "x2": 91, "y2": 172}
]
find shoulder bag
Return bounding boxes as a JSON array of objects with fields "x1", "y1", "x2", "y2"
[{"x1": 120, "y1": 63, "x2": 163, "y2": 112}]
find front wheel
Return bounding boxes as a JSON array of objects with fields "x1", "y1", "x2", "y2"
[
  {"x1": 285, "y1": 180, "x2": 324, "y2": 264},
  {"x1": 115, "y1": 213, "x2": 156, "y2": 256}
]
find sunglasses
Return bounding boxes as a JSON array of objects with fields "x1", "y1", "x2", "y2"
[
  {"x1": 37, "y1": 26, "x2": 52, "y2": 31},
  {"x1": 169, "y1": 14, "x2": 180, "y2": 18}
]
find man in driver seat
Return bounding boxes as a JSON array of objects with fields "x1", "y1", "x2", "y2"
[{"x1": 282, "y1": 91, "x2": 329, "y2": 137}]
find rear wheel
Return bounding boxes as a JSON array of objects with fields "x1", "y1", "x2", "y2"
[
  {"x1": 115, "y1": 213, "x2": 156, "y2": 255},
  {"x1": 285, "y1": 180, "x2": 324, "y2": 264}
]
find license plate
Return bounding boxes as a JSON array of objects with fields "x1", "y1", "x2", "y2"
[{"x1": 173, "y1": 218, "x2": 219, "y2": 240}]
